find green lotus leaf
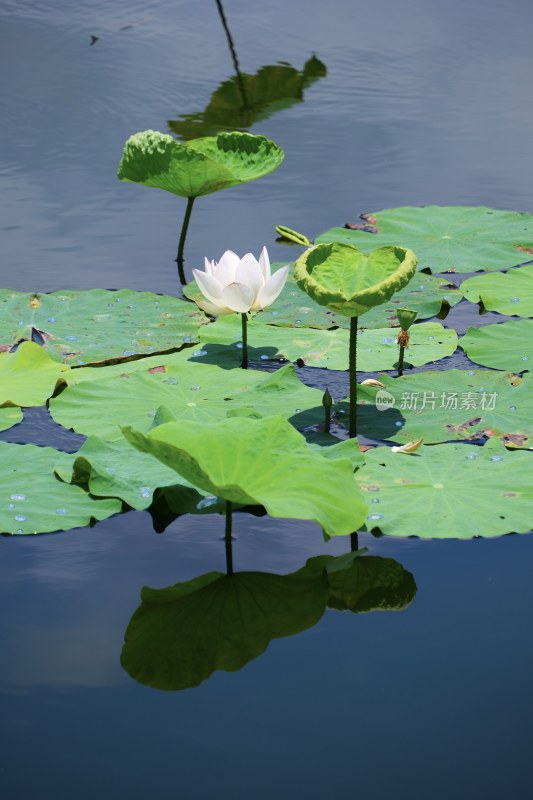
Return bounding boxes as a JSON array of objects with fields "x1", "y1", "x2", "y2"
[
  {"x1": 122, "y1": 415, "x2": 368, "y2": 537},
  {"x1": 0, "y1": 288, "x2": 207, "y2": 365},
  {"x1": 0, "y1": 441, "x2": 121, "y2": 535},
  {"x1": 54, "y1": 436, "x2": 206, "y2": 511},
  {"x1": 197, "y1": 315, "x2": 457, "y2": 371},
  {"x1": 294, "y1": 242, "x2": 417, "y2": 317},
  {"x1": 0, "y1": 342, "x2": 70, "y2": 406},
  {"x1": 356, "y1": 438, "x2": 533, "y2": 539},
  {"x1": 0, "y1": 407, "x2": 23, "y2": 432},
  {"x1": 169, "y1": 57, "x2": 326, "y2": 139},
  {"x1": 50, "y1": 362, "x2": 324, "y2": 441},
  {"x1": 121, "y1": 566, "x2": 329, "y2": 690},
  {"x1": 461, "y1": 264, "x2": 533, "y2": 317},
  {"x1": 118, "y1": 130, "x2": 284, "y2": 198},
  {"x1": 316, "y1": 206, "x2": 533, "y2": 273},
  {"x1": 303, "y1": 552, "x2": 417, "y2": 612},
  {"x1": 459, "y1": 320, "x2": 533, "y2": 371},
  {"x1": 354, "y1": 369, "x2": 533, "y2": 448}
]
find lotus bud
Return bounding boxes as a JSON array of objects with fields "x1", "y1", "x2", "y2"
[
  {"x1": 391, "y1": 438, "x2": 424, "y2": 454},
  {"x1": 396, "y1": 307, "x2": 418, "y2": 331},
  {"x1": 361, "y1": 378, "x2": 385, "y2": 387}
]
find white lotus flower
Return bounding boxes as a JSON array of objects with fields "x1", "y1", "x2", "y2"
[{"x1": 192, "y1": 248, "x2": 290, "y2": 316}]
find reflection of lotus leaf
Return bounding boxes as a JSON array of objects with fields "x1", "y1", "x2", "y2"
[
  {"x1": 169, "y1": 57, "x2": 326, "y2": 140},
  {"x1": 121, "y1": 551, "x2": 415, "y2": 690},
  {"x1": 316, "y1": 206, "x2": 533, "y2": 273},
  {"x1": 123, "y1": 415, "x2": 367, "y2": 537},
  {"x1": 118, "y1": 130, "x2": 284, "y2": 198},
  {"x1": 357, "y1": 438, "x2": 533, "y2": 538},
  {"x1": 294, "y1": 242, "x2": 417, "y2": 317}
]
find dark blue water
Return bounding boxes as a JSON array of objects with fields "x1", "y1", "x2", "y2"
[{"x1": 1, "y1": 1, "x2": 533, "y2": 797}]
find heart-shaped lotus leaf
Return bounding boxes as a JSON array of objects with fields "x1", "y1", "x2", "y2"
[
  {"x1": 294, "y1": 242, "x2": 417, "y2": 317},
  {"x1": 461, "y1": 264, "x2": 533, "y2": 317},
  {"x1": 0, "y1": 407, "x2": 23, "y2": 432},
  {"x1": 121, "y1": 566, "x2": 329, "y2": 690},
  {"x1": 356, "y1": 438, "x2": 533, "y2": 539},
  {"x1": 169, "y1": 57, "x2": 326, "y2": 140},
  {"x1": 459, "y1": 320, "x2": 533, "y2": 372},
  {"x1": 50, "y1": 362, "x2": 323, "y2": 441},
  {"x1": 198, "y1": 315, "x2": 457, "y2": 371},
  {"x1": 303, "y1": 552, "x2": 417, "y2": 612},
  {"x1": 54, "y1": 436, "x2": 209, "y2": 511},
  {"x1": 0, "y1": 288, "x2": 207, "y2": 365},
  {"x1": 0, "y1": 441, "x2": 121, "y2": 535},
  {"x1": 316, "y1": 206, "x2": 533, "y2": 273},
  {"x1": 122, "y1": 415, "x2": 368, "y2": 537},
  {"x1": 0, "y1": 342, "x2": 70, "y2": 406},
  {"x1": 118, "y1": 130, "x2": 284, "y2": 198},
  {"x1": 355, "y1": 369, "x2": 533, "y2": 448}
]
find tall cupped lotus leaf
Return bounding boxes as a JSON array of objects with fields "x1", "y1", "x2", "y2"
[
  {"x1": 122, "y1": 415, "x2": 368, "y2": 538},
  {"x1": 118, "y1": 130, "x2": 284, "y2": 199},
  {"x1": 294, "y1": 242, "x2": 417, "y2": 317}
]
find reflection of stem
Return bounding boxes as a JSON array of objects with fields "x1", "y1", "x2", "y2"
[
  {"x1": 397, "y1": 345, "x2": 405, "y2": 377},
  {"x1": 349, "y1": 316, "x2": 358, "y2": 438},
  {"x1": 350, "y1": 532, "x2": 359, "y2": 552},
  {"x1": 176, "y1": 196, "x2": 195, "y2": 285},
  {"x1": 225, "y1": 500, "x2": 234, "y2": 575},
  {"x1": 241, "y1": 312, "x2": 248, "y2": 369},
  {"x1": 215, "y1": 0, "x2": 248, "y2": 108}
]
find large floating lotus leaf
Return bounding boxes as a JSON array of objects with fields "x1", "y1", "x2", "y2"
[
  {"x1": 0, "y1": 288, "x2": 207, "y2": 365},
  {"x1": 169, "y1": 57, "x2": 326, "y2": 139},
  {"x1": 459, "y1": 320, "x2": 533, "y2": 372},
  {"x1": 54, "y1": 436, "x2": 204, "y2": 511},
  {"x1": 50, "y1": 362, "x2": 323, "y2": 441},
  {"x1": 357, "y1": 438, "x2": 533, "y2": 539},
  {"x1": 118, "y1": 130, "x2": 284, "y2": 198},
  {"x1": 121, "y1": 567, "x2": 329, "y2": 690},
  {"x1": 123, "y1": 415, "x2": 367, "y2": 537},
  {"x1": 354, "y1": 369, "x2": 533, "y2": 448},
  {"x1": 316, "y1": 206, "x2": 533, "y2": 273},
  {"x1": 186, "y1": 269, "x2": 460, "y2": 330},
  {"x1": 198, "y1": 315, "x2": 457, "y2": 370},
  {"x1": 461, "y1": 264, "x2": 533, "y2": 317},
  {"x1": 0, "y1": 407, "x2": 23, "y2": 432},
  {"x1": 0, "y1": 342, "x2": 70, "y2": 406},
  {"x1": 303, "y1": 552, "x2": 417, "y2": 612},
  {"x1": 294, "y1": 242, "x2": 417, "y2": 317},
  {"x1": 0, "y1": 441, "x2": 121, "y2": 535}
]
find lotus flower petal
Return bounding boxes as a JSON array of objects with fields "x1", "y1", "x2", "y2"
[
  {"x1": 256, "y1": 265, "x2": 290, "y2": 310},
  {"x1": 195, "y1": 296, "x2": 234, "y2": 316},
  {"x1": 235, "y1": 255, "x2": 263, "y2": 300},
  {"x1": 219, "y1": 283, "x2": 255, "y2": 313},
  {"x1": 213, "y1": 250, "x2": 240, "y2": 285},
  {"x1": 192, "y1": 270, "x2": 225, "y2": 308},
  {"x1": 259, "y1": 246, "x2": 271, "y2": 280}
]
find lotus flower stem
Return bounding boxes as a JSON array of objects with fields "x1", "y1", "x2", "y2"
[
  {"x1": 225, "y1": 500, "x2": 234, "y2": 575},
  {"x1": 322, "y1": 389, "x2": 332, "y2": 433},
  {"x1": 397, "y1": 345, "x2": 405, "y2": 377},
  {"x1": 349, "y1": 316, "x2": 359, "y2": 438},
  {"x1": 176, "y1": 196, "x2": 195, "y2": 284},
  {"x1": 350, "y1": 532, "x2": 359, "y2": 552},
  {"x1": 241, "y1": 312, "x2": 248, "y2": 369}
]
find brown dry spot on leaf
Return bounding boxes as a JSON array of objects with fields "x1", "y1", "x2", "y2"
[
  {"x1": 344, "y1": 212, "x2": 378, "y2": 234},
  {"x1": 503, "y1": 492, "x2": 518, "y2": 497},
  {"x1": 501, "y1": 433, "x2": 529, "y2": 447},
  {"x1": 119, "y1": 373, "x2": 131, "y2": 379},
  {"x1": 516, "y1": 246, "x2": 533, "y2": 255},
  {"x1": 445, "y1": 416, "x2": 482, "y2": 433},
  {"x1": 28, "y1": 294, "x2": 42, "y2": 309},
  {"x1": 148, "y1": 365, "x2": 167, "y2": 374}
]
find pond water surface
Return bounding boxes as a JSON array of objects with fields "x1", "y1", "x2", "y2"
[{"x1": 1, "y1": 1, "x2": 533, "y2": 798}]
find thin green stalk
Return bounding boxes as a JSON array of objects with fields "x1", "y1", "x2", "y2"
[
  {"x1": 350, "y1": 532, "x2": 359, "y2": 552},
  {"x1": 349, "y1": 315, "x2": 358, "y2": 438},
  {"x1": 322, "y1": 388, "x2": 332, "y2": 434},
  {"x1": 176, "y1": 196, "x2": 195, "y2": 285},
  {"x1": 397, "y1": 345, "x2": 405, "y2": 377},
  {"x1": 241, "y1": 312, "x2": 248, "y2": 369},
  {"x1": 225, "y1": 500, "x2": 234, "y2": 575}
]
